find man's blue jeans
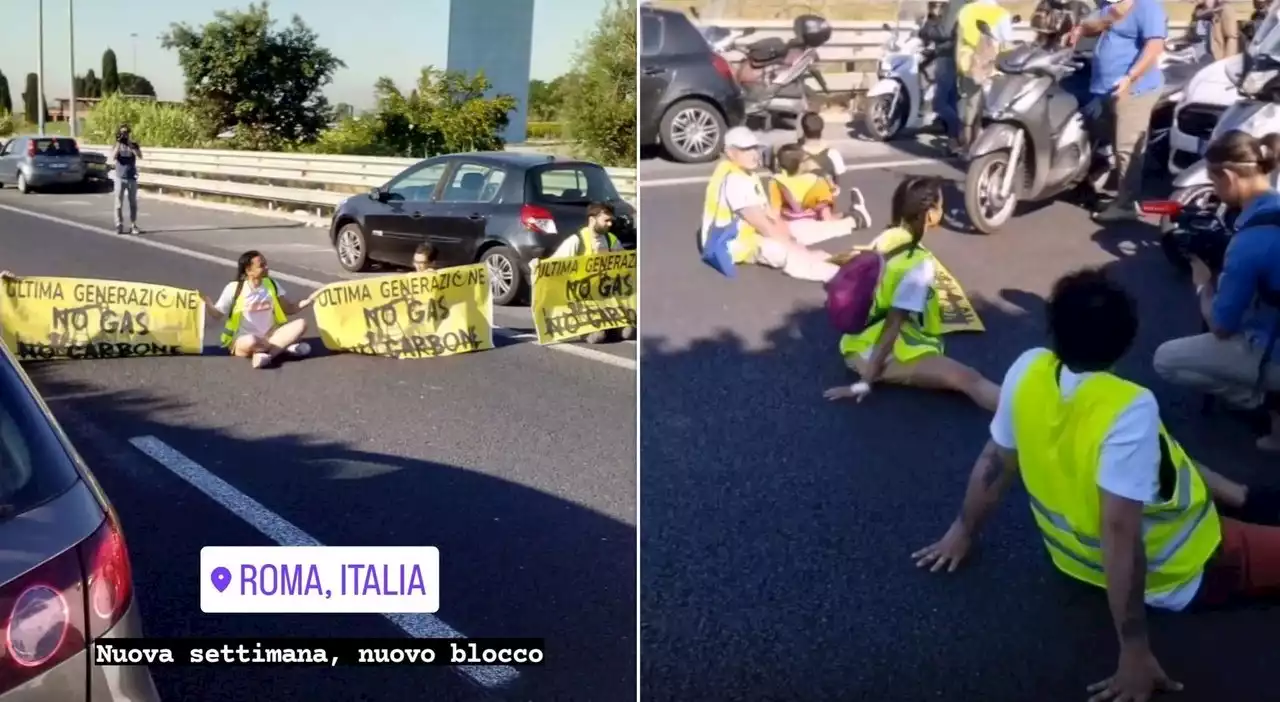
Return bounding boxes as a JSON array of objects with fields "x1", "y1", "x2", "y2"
[{"x1": 932, "y1": 56, "x2": 960, "y2": 138}]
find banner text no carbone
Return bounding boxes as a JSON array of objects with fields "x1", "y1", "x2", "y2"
[
  {"x1": 311, "y1": 265, "x2": 494, "y2": 359},
  {"x1": 531, "y1": 252, "x2": 636, "y2": 344},
  {"x1": 0, "y1": 277, "x2": 205, "y2": 360}
]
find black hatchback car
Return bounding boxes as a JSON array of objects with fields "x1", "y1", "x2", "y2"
[
  {"x1": 329, "y1": 152, "x2": 636, "y2": 306},
  {"x1": 640, "y1": 6, "x2": 746, "y2": 163}
]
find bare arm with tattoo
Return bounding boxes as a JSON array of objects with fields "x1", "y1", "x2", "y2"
[
  {"x1": 913, "y1": 439, "x2": 1020, "y2": 572},
  {"x1": 1099, "y1": 491, "x2": 1150, "y2": 653}
]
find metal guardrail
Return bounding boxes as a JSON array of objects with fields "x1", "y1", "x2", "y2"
[
  {"x1": 77, "y1": 145, "x2": 638, "y2": 219},
  {"x1": 705, "y1": 19, "x2": 1197, "y2": 93}
]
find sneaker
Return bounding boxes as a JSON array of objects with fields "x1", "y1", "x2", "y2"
[
  {"x1": 251, "y1": 352, "x2": 270, "y2": 369},
  {"x1": 846, "y1": 187, "x2": 872, "y2": 230},
  {"x1": 286, "y1": 342, "x2": 312, "y2": 357},
  {"x1": 130, "y1": 224, "x2": 141, "y2": 235},
  {"x1": 114, "y1": 224, "x2": 124, "y2": 235},
  {"x1": 1091, "y1": 204, "x2": 1139, "y2": 223}
]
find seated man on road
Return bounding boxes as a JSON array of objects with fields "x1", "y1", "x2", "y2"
[
  {"x1": 796, "y1": 112, "x2": 846, "y2": 190},
  {"x1": 915, "y1": 268, "x2": 1280, "y2": 701},
  {"x1": 412, "y1": 243, "x2": 442, "y2": 273},
  {"x1": 201, "y1": 250, "x2": 318, "y2": 369},
  {"x1": 700, "y1": 127, "x2": 839, "y2": 282},
  {"x1": 1154, "y1": 131, "x2": 1280, "y2": 451},
  {"x1": 536, "y1": 201, "x2": 634, "y2": 344},
  {"x1": 823, "y1": 176, "x2": 999, "y2": 410}
]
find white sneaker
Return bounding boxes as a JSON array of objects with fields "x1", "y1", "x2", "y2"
[
  {"x1": 847, "y1": 187, "x2": 872, "y2": 230},
  {"x1": 287, "y1": 342, "x2": 312, "y2": 357},
  {"x1": 251, "y1": 352, "x2": 270, "y2": 369}
]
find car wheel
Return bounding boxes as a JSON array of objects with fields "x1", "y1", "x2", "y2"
[
  {"x1": 16, "y1": 172, "x2": 30, "y2": 194},
  {"x1": 660, "y1": 99, "x2": 727, "y2": 164},
  {"x1": 334, "y1": 223, "x2": 372, "y2": 272},
  {"x1": 482, "y1": 245, "x2": 523, "y2": 307}
]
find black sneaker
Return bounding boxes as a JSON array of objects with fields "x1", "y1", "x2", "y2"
[{"x1": 115, "y1": 225, "x2": 124, "y2": 234}]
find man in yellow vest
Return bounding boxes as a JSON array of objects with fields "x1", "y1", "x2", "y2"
[
  {"x1": 701, "y1": 127, "x2": 839, "y2": 282},
  {"x1": 913, "y1": 268, "x2": 1280, "y2": 700},
  {"x1": 954, "y1": 0, "x2": 1014, "y2": 150},
  {"x1": 537, "y1": 201, "x2": 633, "y2": 343}
]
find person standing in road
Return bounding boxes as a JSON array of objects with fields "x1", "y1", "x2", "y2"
[
  {"x1": 1070, "y1": 0, "x2": 1167, "y2": 223},
  {"x1": 920, "y1": 0, "x2": 963, "y2": 151},
  {"x1": 914, "y1": 268, "x2": 1280, "y2": 702},
  {"x1": 1193, "y1": 0, "x2": 1239, "y2": 60},
  {"x1": 201, "y1": 250, "x2": 318, "y2": 369},
  {"x1": 536, "y1": 202, "x2": 634, "y2": 344},
  {"x1": 109, "y1": 124, "x2": 143, "y2": 235},
  {"x1": 954, "y1": 0, "x2": 1014, "y2": 152},
  {"x1": 700, "y1": 126, "x2": 838, "y2": 282}
]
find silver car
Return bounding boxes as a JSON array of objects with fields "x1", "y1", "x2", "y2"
[
  {"x1": 0, "y1": 135, "x2": 88, "y2": 193},
  {"x1": 0, "y1": 340, "x2": 161, "y2": 701}
]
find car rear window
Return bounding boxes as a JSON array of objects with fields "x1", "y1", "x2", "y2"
[
  {"x1": 31, "y1": 138, "x2": 79, "y2": 156},
  {"x1": 528, "y1": 165, "x2": 622, "y2": 205},
  {"x1": 0, "y1": 354, "x2": 79, "y2": 516}
]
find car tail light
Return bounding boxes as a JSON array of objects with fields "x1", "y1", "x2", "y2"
[
  {"x1": 80, "y1": 517, "x2": 133, "y2": 637},
  {"x1": 1139, "y1": 200, "x2": 1183, "y2": 217},
  {"x1": 711, "y1": 54, "x2": 735, "y2": 83},
  {"x1": 0, "y1": 532, "x2": 90, "y2": 693},
  {"x1": 24, "y1": 142, "x2": 35, "y2": 157},
  {"x1": 520, "y1": 204, "x2": 558, "y2": 235}
]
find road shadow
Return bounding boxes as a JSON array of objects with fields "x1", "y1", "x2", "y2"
[
  {"x1": 640, "y1": 241, "x2": 1279, "y2": 700},
  {"x1": 22, "y1": 367, "x2": 636, "y2": 702}
]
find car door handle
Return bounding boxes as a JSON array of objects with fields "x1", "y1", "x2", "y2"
[
  {"x1": 643, "y1": 66, "x2": 666, "y2": 76},
  {"x1": 410, "y1": 211, "x2": 424, "y2": 219},
  {"x1": 467, "y1": 213, "x2": 485, "y2": 220}
]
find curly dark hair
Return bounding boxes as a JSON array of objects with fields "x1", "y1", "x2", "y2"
[{"x1": 1047, "y1": 268, "x2": 1138, "y2": 373}]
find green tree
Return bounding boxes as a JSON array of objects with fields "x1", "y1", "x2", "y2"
[
  {"x1": 161, "y1": 2, "x2": 344, "y2": 149},
  {"x1": 75, "y1": 69, "x2": 101, "y2": 99},
  {"x1": 22, "y1": 73, "x2": 38, "y2": 124},
  {"x1": 118, "y1": 72, "x2": 156, "y2": 97},
  {"x1": 368, "y1": 67, "x2": 516, "y2": 158},
  {"x1": 0, "y1": 70, "x2": 12, "y2": 116},
  {"x1": 527, "y1": 76, "x2": 566, "y2": 122},
  {"x1": 560, "y1": 0, "x2": 635, "y2": 166},
  {"x1": 102, "y1": 49, "x2": 120, "y2": 94}
]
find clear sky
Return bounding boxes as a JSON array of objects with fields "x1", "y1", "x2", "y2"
[{"x1": 0, "y1": 0, "x2": 608, "y2": 108}]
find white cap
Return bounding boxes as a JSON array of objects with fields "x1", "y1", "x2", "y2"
[{"x1": 724, "y1": 126, "x2": 761, "y2": 150}]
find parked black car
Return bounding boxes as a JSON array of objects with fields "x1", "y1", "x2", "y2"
[
  {"x1": 329, "y1": 152, "x2": 636, "y2": 306},
  {"x1": 640, "y1": 6, "x2": 746, "y2": 163}
]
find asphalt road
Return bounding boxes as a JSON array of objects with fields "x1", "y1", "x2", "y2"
[
  {"x1": 0, "y1": 191, "x2": 636, "y2": 701},
  {"x1": 638, "y1": 141, "x2": 1280, "y2": 702}
]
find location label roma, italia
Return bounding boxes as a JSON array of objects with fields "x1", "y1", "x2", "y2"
[
  {"x1": 310, "y1": 265, "x2": 495, "y2": 359},
  {"x1": 200, "y1": 546, "x2": 441, "y2": 614},
  {"x1": 0, "y1": 276, "x2": 205, "y2": 359}
]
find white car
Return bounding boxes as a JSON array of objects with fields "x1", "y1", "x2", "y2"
[{"x1": 1168, "y1": 54, "x2": 1244, "y2": 174}]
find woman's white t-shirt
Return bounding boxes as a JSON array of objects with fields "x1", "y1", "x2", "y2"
[{"x1": 214, "y1": 280, "x2": 286, "y2": 338}]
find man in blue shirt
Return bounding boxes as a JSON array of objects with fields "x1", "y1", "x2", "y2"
[
  {"x1": 1070, "y1": 0, "x2": 1167, "y2": 222},
  {"x1": 1154, "y1": 133, "x2": 1280, "y2": 451}
]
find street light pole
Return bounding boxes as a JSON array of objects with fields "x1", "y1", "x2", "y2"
[
  {"x1": 37, "y1": 0, "x2": 45, "y2": 135},
  {"x1": 69, "y1": 0, "x2": 76, "y2": 138},
  {"x1": 131, "y1": 33, "x2": 137, "y2": 75}
]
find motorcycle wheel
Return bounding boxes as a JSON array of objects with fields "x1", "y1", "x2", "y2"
[
  {"x1": 861, "y1": 90, "x2": 908, "y2": 142},
  {"x1": 1161, "y1": 184, "x2": 1218, "y2": 274},
  {"x1": 964, "y1": 150, "x2": 1020, "y2": 235}
]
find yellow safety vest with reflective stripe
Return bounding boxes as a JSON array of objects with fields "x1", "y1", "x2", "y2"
[
  {"x1": 220, "y1": 277, "x2": 288, "y2": 348},
  {"x1": 577, "y1": 226, "x2": 620, "y2": 255},
  {"x1": 956, "y1": 2, "x2": 1011, "y2": 75},
  {"x1": 1010, "y1": 350, "x2": 1221, "y2": 596},
  {"x1": 838, "y1": 228, "x2": 944, "y2": 358},
  {"x1": 703, "y1": 160, "x2": 765, "y2": 264}
]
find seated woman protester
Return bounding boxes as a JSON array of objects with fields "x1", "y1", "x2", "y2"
[
  {"x1": 823, "y1": 176, "x2": 1000, "y2": 411},
  {"x1": 767, "y1": 144, "x2": 872, "y2": 244},
  {"x1": 202, "y1": 250, "x2": 318, "y2": 369}
]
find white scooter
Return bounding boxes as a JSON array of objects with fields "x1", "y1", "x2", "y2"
[{"x1": 862, "y1": 18, "x2": 936, "y2": 141}]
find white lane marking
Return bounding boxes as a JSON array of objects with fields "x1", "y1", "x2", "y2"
[
  {"x1": 127, "y1": 435, "x2": 520, "y2": 691},
  {"x1": 56, "y1": 200, "x2": 93, "y2": 206},
  {"x1": 0, "y1": 202, "x2": 636, "y2": 371},
  {"x1": 637, "y1": 157, "x2": 938, "y2": 188}
]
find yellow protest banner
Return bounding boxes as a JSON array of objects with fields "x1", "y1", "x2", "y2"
[
  {"x1": 0, "y1": 276, "x2": 205, "y2": 360},
  {"x1": 835, "y1": 238, "x2": 985, "y2": 334},
  {"x1": 531, "y1": 251, "x2": 637, "y2": 345},
  {"x1": 311, "y1": 264, "x2": 494, "y2": 358}
]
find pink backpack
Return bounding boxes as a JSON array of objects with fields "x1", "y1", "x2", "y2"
[{"x1": 825, "y1": 243, "x2": 913, "y2": 333}]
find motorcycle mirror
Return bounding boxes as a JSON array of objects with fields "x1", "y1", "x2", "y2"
[
  {"x1": 1138, "y1": 200, "x2": 1183, "y2": 217},
  {"x1": 1012, "y1": 13, "x2": 1023, "y2": 23},
  {"x1": 741, "y1": 27, "x2": 756, "y2": 36}
]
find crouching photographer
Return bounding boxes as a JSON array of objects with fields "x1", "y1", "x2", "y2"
[
  {"x1": 1154, "y1": 131, "x2": 1280, "y2": 451},
  {"x1": 109, "y1": 124, "x2": 143, "y2": 235}
]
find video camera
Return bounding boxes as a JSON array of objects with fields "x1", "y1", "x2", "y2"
[{"x1": 1140, "y1": 199, "x2": 1238, "y2": 273}]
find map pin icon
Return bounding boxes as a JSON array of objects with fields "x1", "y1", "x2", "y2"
[{"x1": 210, "y1": 566, "x2": 232, "y2": 593}]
